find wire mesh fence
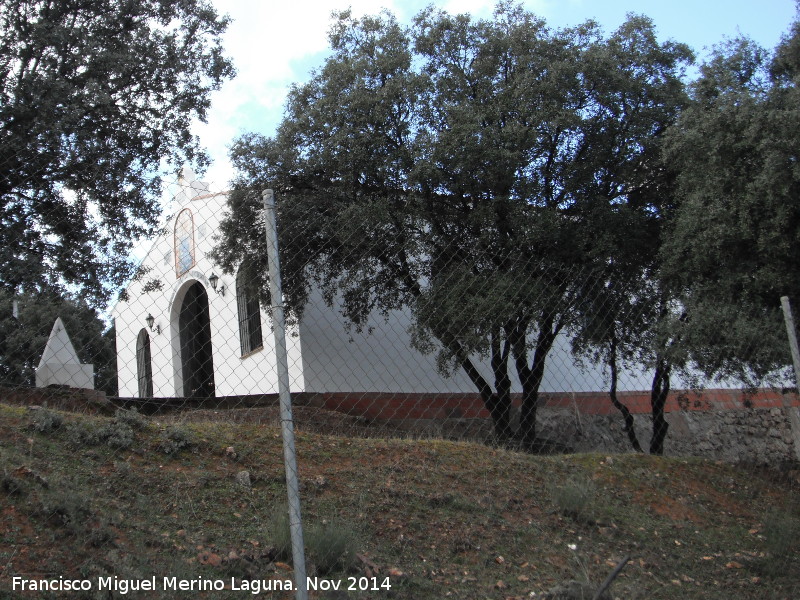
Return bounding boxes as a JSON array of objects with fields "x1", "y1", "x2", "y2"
[{"x1": 2, "y1": 171, "x2": 800, "y2": 599}]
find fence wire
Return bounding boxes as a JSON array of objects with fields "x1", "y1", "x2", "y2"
[{"x1": 1, "y1": 171, "x2": 799, "y2": 600}]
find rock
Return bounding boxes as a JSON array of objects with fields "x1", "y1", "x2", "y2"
[{"x1": 235, "y1": 470, "x2": 251, "y2": 489}]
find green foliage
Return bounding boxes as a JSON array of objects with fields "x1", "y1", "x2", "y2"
[
  {"x1": 268, "y1": 507, "x2": 293, "y2": 561},
  {"x1": 65, "y1": 419, "x2": 135, "y2": 450},
  {"x1": 0, "y1": 471, "x2": 27, "y2": 497},
  {"x1": 62, "y1": 409, "x2": 146, "y2": 450},
  {"x1": 761, "y1": 509, "x2": 800, "y2": 575},
  {"x1": 214, "y1": 4, "x2": 692, "y2": 443},
  {"x1": 0, "y1": 0, "x2": 234, "y2": 303},
  {"x1": 36, "y1": 485, "x2": 92, "y2": 531},
  {"x1": 661, "y1": 25, "x2": 800, "y2": 384},
  {"x1": 65, "y1": 421, "x2": 104, "y2": 447},
  {"x1": 0, "y1": 288, "x2": 117, "y2": 393},
  {"x1": 113, "y1": 460, "x2": 133, "y2": 480},
  {"x1": 114, "y1": 407, "x2": 149, "y2": 431},
  {"x1": 29, "y1": 408, "x2": 63, "y2": 434},
  {"x1": 158, "y1": 425, "x2": 194, "y2": 455},
  {"x1": 268, "y1": 507, "x2": 358, "y2": 575},
  {"x1": 100, "y1": 422, "x2": 136, "y2": 450}
]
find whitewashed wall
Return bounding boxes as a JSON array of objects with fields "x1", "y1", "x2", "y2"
[
  {"x1": 112, "y1": 184, "x2": 304, "y2": 398},
  {"x1": 296, "y1": 287, "x2": 659, "y2": 395}
]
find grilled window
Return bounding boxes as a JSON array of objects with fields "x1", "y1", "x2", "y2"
[
  {"x1": 136, "y1": 329, "x2": 153, "y2": 398},
  {"x1": 236, "y1": 262, "x2": 263, "y2": 356}
]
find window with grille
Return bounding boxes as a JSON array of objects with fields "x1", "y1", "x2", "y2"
[
  {"x1": 236, "y1": 262, "x2": 263, "y2": 356},
  {"x1": 136, "y1": 329, "x2": 153, "y2": 398}
]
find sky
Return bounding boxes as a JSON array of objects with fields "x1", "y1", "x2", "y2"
[{"x1": 192, "y1": 0, "x2": 798, "y2": 192}]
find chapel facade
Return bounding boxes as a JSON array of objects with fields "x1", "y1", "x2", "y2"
[{"x1": 111, "y1": 170, "x2": 499, "y2": 399}]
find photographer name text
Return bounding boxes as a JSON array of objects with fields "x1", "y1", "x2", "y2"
[{"x1": 12, "y1": 575, "x2": 392, "y2": 595}]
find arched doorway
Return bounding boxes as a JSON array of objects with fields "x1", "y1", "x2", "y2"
[{"x1": 178, "y1": 281, "x2": 215, "y2": 398}]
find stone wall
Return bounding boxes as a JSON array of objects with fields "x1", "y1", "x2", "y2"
[
  {"x1": 3, "y1": 385, "x2": 799, "y2": 464},
  {"x1": 318, "y1": 388, "x2": 800, "y2": 465},
  {"x1": 0, "y1": 385, "x2": 113, "y2": 414},
  {"x1": 534, "y1": 404, "x2": 800, "y2": 465}
]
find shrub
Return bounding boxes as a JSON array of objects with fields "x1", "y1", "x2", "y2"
[
  {"x1": 114, "y1": 407, "x2": 149, "y2": 430},
  {"x1": 29, "y1": 408, "x2": 63, "y2": 433},
  {"x1": 114, "y1": 460, "x2": 133, "y2": 479},
  {"x1": 100, "y1": 422, "x2": 135, "y2": 450},
  {"x1": 37, "y1": 486, "x2": 92, "y2": 530},
  {"x1": 761, "y1": 509, "x2": 800, "y2": 576},
  {"x1": 1, "y1": 472, "x2": 26, "y2": 497},
  {"x1": 269, "y1": 507, "x2": 293, "y2": 561},
  {"x1": 306, "y1": 520, "x2": 358, "y2": 575},
  {"x1": 552, "y1": 475, "x2": 596, "y2": 523},
  {"x1": 158, "y1": 425, "x2": 194, "y2": 455},
  {"x1": 65, "y1": 420, "x2": 135, "y2": 450},
  {"x1": 267, "y1": 510, "x2": 359, "y2": 574}
]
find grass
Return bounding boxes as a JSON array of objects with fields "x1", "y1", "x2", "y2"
[{"x1": 0, "y1": 402, "x2": 798, "y2": 599}]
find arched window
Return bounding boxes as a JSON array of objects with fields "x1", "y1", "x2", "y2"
[
  {"x1": 236, "y1": 261, "x2": 263, "y2": 356},
  {"x1": 174, "y1": 209, "x2": 195, "y2": 276},
  {"x1": 136, "y1": 329, "x2": 153, "y2": 398}
]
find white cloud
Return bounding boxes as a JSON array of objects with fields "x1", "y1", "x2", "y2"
[
  {"x1": 194, "y1": 0, "x2": 552, "y2": 189},
  {"x1": 196, "y1": 0, "x2": 408, "y2": 189}
]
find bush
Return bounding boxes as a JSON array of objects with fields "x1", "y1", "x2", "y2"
[
  {"x1": 552, "y1": 475, "x2": 596, "y2": 523},
  {"x1": 761, "y1": 509, "x2": 800, "y2": 576},
  {"x1": 158, "y1": 425, "x2": 194, "y2": 455},
  {"x1": 29, "y1": 408, "x2": 63, "y2": 433},
  {"x1": 37, "y1": 486, "x2": 92, "y2": 530},
  {"x1": 100, "y1": 422, "x2": 135, "y2": 450},
  {"x1": 306, "y1": 520, "x2": 358, "y2": 575},
  {"x1": 269, "y1": 508, "x2": 293, "y2": 562},
  {"x1": 65, "y1": 420, "x2": 135, "y2": 450},
  {"x1": 114, "y1": 407, "x2": 149, "y2": 430},
  {"x1": 269, "y1": 509, "x2": 358, "y2": 575},
  {"x1": 1, "y1": 472, "x2": 26, "y2": 497},
  {"x1": 113, "y1": 460, "x2": 133, "y2": 479}
]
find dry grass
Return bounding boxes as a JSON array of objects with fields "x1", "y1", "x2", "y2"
[{"x1": 0, "y1": 402, "x2": 799, "y2": 599}]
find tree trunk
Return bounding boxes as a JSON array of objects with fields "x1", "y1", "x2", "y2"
[
  {"x1": 489, "y1": 331, "x2": 513, "y2": 440},
  {"x1": 457, "y1": 350, "x2": 496, "y2": 423},
  {"x1": 432, "y1": 324, "x2": 498, "y2": 422},
  {"x1": 608, "y1": 334, "x2": 643, "y2": 453},
  {"x1": 513, "y1": 313, "x2": 557, "y2": 450},
  {"x1": 649, "y1": 358, "x2": 671, "y2": 455},
  {"x1": 401, "y1": 261, "x2": 503, "y2": 437}
]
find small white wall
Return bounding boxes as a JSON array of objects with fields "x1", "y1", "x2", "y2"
[
  {"x1": 35, "y1": 364, "x2": 95, "y2": 390},
  {"x1": 35, "y1": 317, "x2": 94, "y2": 389},
  {"x1": 113, "y1": 227, "x2": 178, "y2": 397}
]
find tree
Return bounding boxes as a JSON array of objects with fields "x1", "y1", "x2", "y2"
[
  {"x1": 661, "y1": 20, "x2": 800, "y2": 388},
  {"x1": 0, "y1": 288, "x2": 117, "y2": 395},
  {"x1": 214, "y1": 4, "x2": 691, "y2": 447},
  {"x1": 0, "y1": 0, "x2": 234, "y2": 304}
]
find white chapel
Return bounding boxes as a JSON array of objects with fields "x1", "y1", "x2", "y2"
[{"x1": 112, "y1": 170, "x2": 494, "y2": 399}]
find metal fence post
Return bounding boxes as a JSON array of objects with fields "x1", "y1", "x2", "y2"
[
  {"x1": 779, "y1": 296, "x2": 800, "y2": 461},
  {"x1": 264, "y1": 189, "x2": 308, "y2": 600}
]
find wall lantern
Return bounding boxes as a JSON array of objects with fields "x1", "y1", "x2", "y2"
[
  {"x1": 145, "y1": 313, "x2": 161, "y2": 335},
  {"x1": 209, "y1": 272, "x2": 225, "y2": 297}
]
